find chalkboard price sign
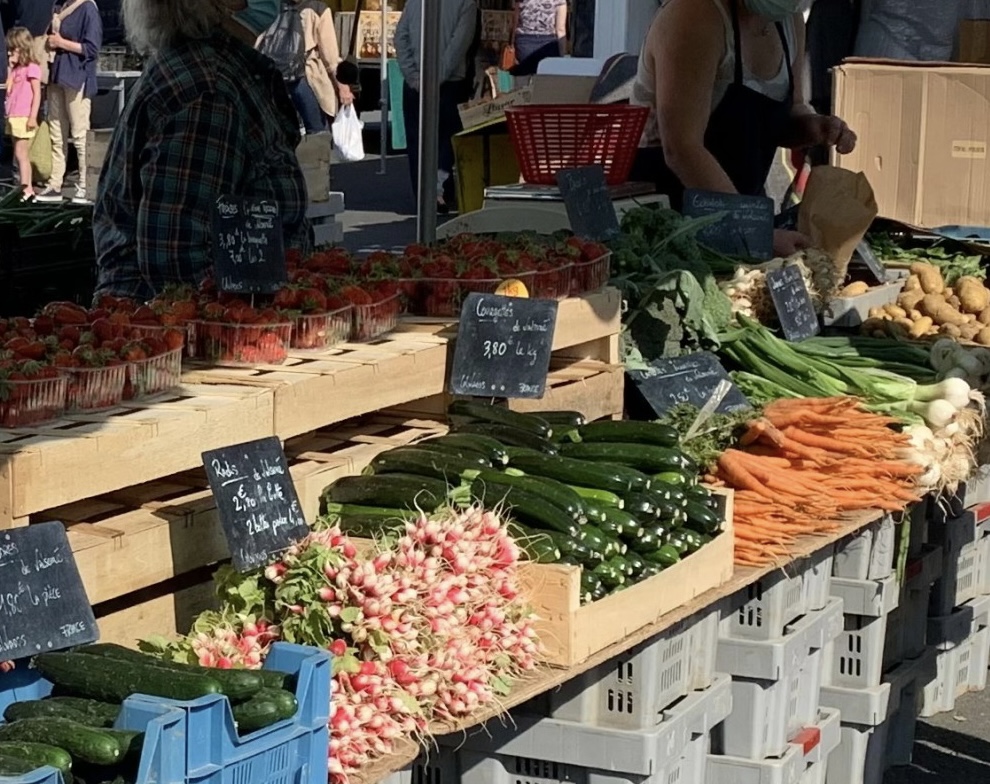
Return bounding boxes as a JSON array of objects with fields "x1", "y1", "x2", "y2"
[
  {"x1": 766, "y1": 265, "x2": 821, "y2": 342},
  {"x1": 556, "y1": 166, "x2": 621, "y2": 242},
  {"x1": 0, "y1": 521, "x2": 98, "y2": 662},
  {"x1": 683, "y1": 189, "x2": 775, "y2": 260},
  {"x1": 625, "y1": 351, "x2": 751, "y2": 420},
  {"x1": 449, "y1": 293, "x2": 558, "y2": 399},
  {"x1": 212, "y1": 196, "x2": 287, "y2": 294},
  {"x1": 202, "y1": 437, "x2": 309, "y2": 572},
  {"x1": 856, "y1": 240, "x2": 888, "y2": 284}
]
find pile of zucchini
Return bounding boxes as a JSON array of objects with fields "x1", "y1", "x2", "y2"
[
  {"x1": 0, "y1": 644, "x2": 298, "y2": 784},
  {"x1": 321, "y1": 403, "x2": 723, "y2": 604}
]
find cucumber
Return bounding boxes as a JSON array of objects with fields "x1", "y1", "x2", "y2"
[
  {"x1": 544, "y1": 531, "x2": 601, "y2": 564},
  {"x1": 322, "y1": 474, "x2": 450, "y2": 511},
  {"x1": 448, "y1": 400, "x2": 553, "y2": 438},
  {"x1": 591, "y1": 560, "x2": 626, "y2": 588},
  {"x1": 594, "y1": 505, "x2": 644, "y2": 539},
  {"x1": 474, "y1": 469, "x2": 585, "y2": 520},
  {"x1": 577, "y1": 421, "x2": 680, "y2": 448},
  {"x1": 0, "y1": 755, "x2": 34, "y2": 776},
  {"x1": 535, "y1": 410, "x2": 586, "y2": 428},
  {"x1": 256, "y1": 688, "x2": 299, "y2": 720},
  {"x1": 76, "y1": 643, "x2": 265, "y2": 702},
  {"x1": 513, "y1": 527, "x2": 562, "y2": 563},
  {"x1": 5, "y1": 699, "x2": 95, "y2": 725},
  {"x1": 579, "y1": 571, "x2": 604, "y2": 603},
  {"x1": 368, "y1": 448, "x2": 489, "y2": 481},
  {"x1": 257, "y1": 670, "x2": 296, "y2": 692},
  {"x1": 0, "y1": 718, "x2": 122, "y2": 766},
  {"x1": 333, "y1": 513, "x2": 409, "y2": 539},
  {"x1": 33, "y1": 652, "x2": 223, "y2": 703},
  {"x1": 232, "y1": 694, "x2": 282, "y2": 734},
  {"x1": 470, "y1": 478, "x2": 581, "y2": 537},
  {"x1": 0, "y1": 742, "x2": 73, "y2": 778},
  {"x1": 506, "y1": 453, "x2": 650, "y2": 494},
  {"x1": 628, "y1": 524, "x2": 669, "y2": 554},
  {"x1": 418, "y1": 434, "x2": 509, "y2": 465},
  {"x1": 654, "y1": 470, "x2": 693, "y2": 487},
  {"x1": 650, "y1": 544, "x2": 682, "y2": 567},
  {"x1": 685, "y1": 500, "x2": 721, "y2": 535},
  {"x1": 44, "y1": 697, "x2": 120, "y2": 728},
  {"x1": 453, "y1": 423, "x2": 558, "y2": 454},
  {"x1": 558, "y1": 442, "x2": 696, "y2": 474},
  {"x1": 567, "y1": 485, "x2": 624, "y2": 508}
]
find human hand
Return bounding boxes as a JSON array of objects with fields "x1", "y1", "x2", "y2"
[
  {"x1": 47, "y1": 32, "x2": 64, "y2": 51},
  {"x1": 773, "y1": 229, "x2": 812, "y2": 258},
  {"x1": 27, "y1": 118, "x2": 37, "y2": 131},
  {"x1": 338, "y1": 83, "x2": 355, "y2": 106},
  {"x1": 796, "y1": 114, "x2": 857, "y2": 154}
]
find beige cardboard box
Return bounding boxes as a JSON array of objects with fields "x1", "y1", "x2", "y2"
[
  {"x1": 458, "y1": 86, "x2": 531, "y2": 130},
  {"x1": 959, "y1": 20, "x2": 990, "y2": 64},
  {"x1": 833, "y1": 59, "x2": 990, "y2": 229}
]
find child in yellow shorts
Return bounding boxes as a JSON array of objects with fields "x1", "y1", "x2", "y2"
[{"x1": 5, "y1": 27, "x2": 43, "y2": 199}]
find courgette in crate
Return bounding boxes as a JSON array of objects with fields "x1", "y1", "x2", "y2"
[
  {"x1": 448, "y1": 400, "x2": 553, "y2": 438},
  {"x1": 368, "y1": 448, "x2": 490, "y2": 481},
  {"x1": 333, "y1": 514, "x2": 408, "y2": 539},
  {"x1": 0, "y1": 742, "x2": 73, "y2": 778},
  {"x1": 685, "y1": 500, "x2": 721, "y2": 534},
  {"x1": 453, "y1": 423, "x2": 558, "y2": 454},
  {"x1": 34, "y1": 652, "x2": 223, "y2": 703},
  {"x1": 471, "y1": 469, "x2": 585, "y2": 520},
  {"x1": 558, "y1": 442, "x2": 696, "y2": 474},
  {"x1": 628, "y1": 524, "x2": 670, "y2": 554},
  {"x1": 470, "y1": 479, "x2": 580, "y2": 537},
  {"x1": 256, "y1": 687, "x2": 299, "y2": 720},
  {"x1": 654, "y1": 470, "x2": 694, "y2": 487},
  {"x1": 506, "y1": 452, "x2": 649, "y2": 494},
  {"x1": 536, "y1": 410, "x2": 586, "y2": 428},
  {"x1": 680, "y1": 529, "x2": 705, "y2": 553},
  {"x1": 322, "y1": 474, "x2": 450, "y2": 511},
  {"x1": 511, "y1": 525, "x2": 562, "y2": 563},
  {"x1": 593, "y1": 505, "x2": 644, "y2": 539},
  {"x1": 419, "y1": 433, "x2": 509, "y2": 465},
  {"x1": 592, "y1": 560, "x2": 625, "y2": 589},
  {"x1": 663, "y1": 532, "x2": 690, "y2": 555},
  {"x1": 0, "y1": 718, "x2": 122, "y2": 766},
  {"x1": 544, "y1": 531, "x2": 600, "y2": 564},
  {"x1": 232, "y1": 694, "x2": 283, "y2": 734},
  {"x1": 0, "y1": 755, "x2": 34, "y2": 776},
  {"x1": 577, "y1": 421, "x2": 680, "y2": 448},
  {"x1": 44, "y1": 697, "x2": 121, "y2": 728},
  {"x1": 579, "y1": 572, "x2": 604, "y2": 604},
  {"x1": 648, "y1": 544, "x2": 682, "y2": 567},
  {"x1": 567, "y1": 485, "x2": 624, "y2": 508}
]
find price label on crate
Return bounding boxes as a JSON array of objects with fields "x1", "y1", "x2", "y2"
[
  {"x1": 766, "y1": 265, "x2": 821, "y2": 342},
  {"x1": 556, "y1": 166, "x2": 621, "y2": 242},
  {"x1": 626, "y1": 352, "x2": 751, "y2": 420},
  {"x1": 212, "y1": 196, "x2": 287, "y2": 294},
  {"x1": 449, "y1": 293, "x2": 558, "y2": 399},
  {"x1": 683, "y1": 189, "x2": 774, "y2": 260},
  {"x1": 203, "y1": 437, "x2": 309, "y2": 572},
  {"x1": 0, "y1": 521, "x2": 98, "y2": 661}
]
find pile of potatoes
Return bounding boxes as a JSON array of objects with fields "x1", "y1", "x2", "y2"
[{"x1": 862, "y1": 262, "x2": 990, "y2": 344}]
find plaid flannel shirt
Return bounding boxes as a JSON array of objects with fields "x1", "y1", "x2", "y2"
[{"x1": 93, "y1": 33, "x2": 310, "y2": 301}]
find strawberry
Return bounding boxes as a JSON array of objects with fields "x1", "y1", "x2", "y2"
[
  {"x1": 10, "y1": 317, "x2": 31, "y2": 332},
  {"x1": 43, "y1": 302, "x2": 88, "y2": 325},
  {"x1": 339, "y1": 285, "x2": 373, "y2": 306},
  {"x1": 17, "y1": 342, "x2": 47, "y2": 361},
  {"x1": 285, "y1": 248, "x2": 303, "y2": 269},
  {"x1": 143, "y1": 336, "x2": 167, "y2": 357},
  {"x1": 256, "y1": 333, "x2": 286, "y2": 363},
  {"x1": 131, "y1": 305, "x2": 159, "y2": 325},
  {"x1": 200, "y1": 302, "x2": 227, "y2": 321},
  {"x1": 298, "y1": 287, "x2": 328, "y2": 313},
  {"x1": 51, "y1": 351, "x2": 75, "y2": 368},
  {"x1": 90, "y1": 318, "x2": 114, "y2": 344},
  {"x1": 87, "y1": 307, "x2": 112, "y2": 321},
  {"x1": 33, "y1": 316, "x2": 55, "y2": 336},
  {"x1": 273, "y1": 287, "x2": 301, "y2": 310},
  {"x1": 4, "y1": 337, "x2": 29, "y2": 354},
  {"x1": 163, "y1": 329, "x2": 185, "y2": 352}
]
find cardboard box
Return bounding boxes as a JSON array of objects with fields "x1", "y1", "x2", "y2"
[
  {"x1": 959, "y1": 20, "x2": 990, "y2": 65},
  {"x1": 834, "y1": 60, "x2": 990, "y2": 229},
  {"x1": 458, "y1": 86, "x2": 531, "y2": 130}
]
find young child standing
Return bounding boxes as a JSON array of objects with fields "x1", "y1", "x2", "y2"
[{"x1": 5, "y1": 27, "x2": 42, "y2": 199}]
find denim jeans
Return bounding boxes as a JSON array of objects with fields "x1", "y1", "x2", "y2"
[{"x1": 288, "y1": 78, "x2": 328, "y2": 133}]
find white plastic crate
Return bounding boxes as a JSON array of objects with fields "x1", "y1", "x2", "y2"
[
  {"x1": 383, "y1": 748, "x2": 459, "y2": 784},
  {"x1": 907, "y1": 498, "x2": 930, "y2": 558},
  {"x1": 721, "y1": 566, "x2": 807, "y2": 642},
  {"x1": 976, "y1": 529, "x2": 990, "y2": 597},
  {"x1": 689, "y1": 607, "x2": 720, "y2": 691},
  {"x1": 832, "y1": 516, "x2": 896, "y2": 581},
  {"x1": 804, "y1": 545, "x2": 835, "y2": 612},
  {"x1": 717, "y1": 599, "x2": 843, "y2": 681},
  {"x1": 708, "y1": 709, "x2": 840, "y2": 784},
  {"x1": 799, "y1": 759, "x2": 828, "y2": 784},
  {"x1": 884, "y1": 651, "x2": 937, "y2": 769},
  {"x1": 920, "y1": 640, "x2": 971, "y2": 717},
  {"x1": 819, "y1": 680, "x2": 892, "y2": 728},
  {"x1": 544, "y1": 616, "x2": 694, "y2": 729},
  {"x1": 829, "y1": 573, "x2": 899, "y2": 618},
  {"x1": 826, "y1": 613, "x2": 888, "y2": 689},
  {"x1": 966, "y1": 594, "x2": 990, "y2": 692},
  {"x1": 930, "y1": 510, "x2": 981, "y2": 615},
  {"x1": 825, "y1": 722, "x2": 889, "y2": 784}
]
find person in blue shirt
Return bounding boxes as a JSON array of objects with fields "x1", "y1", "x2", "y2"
[
  {"x1": 36, "y1": 0, "x2": 101, "y2": 204},
  {"x1": 10, "y1": 0, "x2": 56, "y2": 83}
]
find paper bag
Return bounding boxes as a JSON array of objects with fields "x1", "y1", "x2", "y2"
[{"x1": 797, "y1": 166, "x2": 878, "y2": 280}]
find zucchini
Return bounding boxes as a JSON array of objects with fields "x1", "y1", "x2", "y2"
[
  {"x1": 654, "y1": 470, "x2": 693, "y2": 487},
  {"x1": 368, "y1": 448, "x2": 489, "y2": 481},
  {"x1": 322, "y1": 474, "x2": 450, "y2": 511},
  {"x1": 535, "y1": 410, "x2": 586, "y2": 428},
  {"x1": 681, "y1": 529, "x2": 705, "y2": 553},
  {"x1": 513, "y1": 527, "x2": 562, "y2": 563},
  {"x1": 44, "y1": 697, "x2": 120, "y2": 727},
  {"x1": 576, "y1": 525, "x2": 608, "y2": 553},
  {"x1": 558, "y1": 442, "x2": 696, "y2": 474},
  {"x1": 474, "y1": 470, "x2": 585, "y2": 520},
  {"x1": 637, "y1": 562, "x2": 665, "y2": 580},
  {"x1": 448, "y1": 400, "x2": 553, "y2": 438},
  {"x1": 650, "y1": 544, "x2": 682, "y2": 567},
  {"x1": 577, "y1": 421, "x2": 680, "y2": 448},
  {"x1": 333, "y1": 514, "x2": 408, "y2": 539},
  {"x1": 624, "y1": 493, "x2": 660, "y2": 520},
  {"x1": 628, "y1": 524, "x2": 669, "y2": 554},
  {"x1": 624, "y1": 552, "x2": 646, "y2": 575},
  {"x1": 684, "y1": 484, "x2": 714, "y2": 503},
  {"x1": 685, "y1": 500, "x2": 721, "y2": 535},
  {"x1": 647, "y1": 482, "x2": 689, "y2": 506},
  {"x1": 33, "y1": 652, "x2": 223, "y2": 703},
  {"x1": 232, "y1": 694, "x2": 282, "y2": 734},
  {"x1": 591, "y1": 560, "x2": 625, "y2": 589},
  {"x1": 453, "y1": 423, "x2": 558, "y2": 454},
  {"x1": 568, "y1": 485, "x2": 624, "y2": 508},
  {"x1": 0, "y1": 755, "x2": 34, "y2": 776},
  {"x1": 544, "y1": 531, "x2": 600, "y2": 564},
  {"x1": 470, "y1": 479, "x2": 580, "y2": 537},
  {"x1": 506, "y1": 453, "x2": 649, "y2": 494},
  {"x1": 418, "y1": 434, "x2": 509, "y2": 465},
  {"x1": 590, "y1": 582, "x2": 610, "y2": 602},
  {"x1": 663, "y1": 532, "x2": 690, "y2": 555},
  {"x1": 0, "y1": 742, "x2": 73, "y2": 778},
  {"x1": 594, "y1": 505, "x2": 644, "y2": 539},
  {"x1": 606, "y1": 555, "x2": 634, "y2": 578},
  {"x1": 256, "y1": 687, "x2": 299, "y2": 720},
  {"x1": 0, "y1": 718, "x2": 122, "y2": 766},
  {"x1": 579, "y1": 571, "x2": 604, "y2": 603}
]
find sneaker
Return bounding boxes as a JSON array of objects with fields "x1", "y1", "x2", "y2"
[
  {"x1": 71, "y1": 189, "x2": 92, "y2": 205},
  {"x1": 35, "y1": 188, "x2": 64, "y2": 203}
]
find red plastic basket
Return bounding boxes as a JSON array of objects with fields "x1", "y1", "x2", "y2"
[{"x1": 505, "y1": 104, "x2": 649, "y2": 186}]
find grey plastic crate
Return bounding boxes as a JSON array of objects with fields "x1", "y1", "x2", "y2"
[
  {"x1": 804, "y1": 546, "x2": 835, "y2": 612},
  {"x1": 720, "y1": 566, "x2": 807, "y2": 642},
  {"x1": 825, "y1": 722, "x2": 889, "y2": 784},
  {"x1": 688, "y1": 607, "x2": 720, "y2": 691},
  {"x1": 381, "y1": 748, "x2": 459, "y2": 784},
  {"x1": 833, "y1": 515, "x2": 896, "y2": 581},
  {"x1": 822, "y1": 281, "x2": 904, "y2": 328},
  {"x1": 907, "y1": 498, "x2": 930, "y2": 558},
  {"x1": 830, "y1": 573, "x2": 899, "y2": 618},
  {"x1": 827, "y1": 613, "x2": 889, "y2": 689}
]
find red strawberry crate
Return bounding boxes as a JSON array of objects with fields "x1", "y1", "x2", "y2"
[
  {"x1": 572, "y1": 252, "x2": 613, "y2": 295},
  {"x1": 505, "y1": 105, "x2": 649, "y2": 186},
  {"x1": 192, "y1": 321, "x2": 293, "y2": 366},
  {"x1": 532, "y1": 263, "x2": 574, "y2": 300},
  {"x1": 352, "y1": 293, "x2": 401, "y2": 341},
  {"x1": 61, "y1": 364, "x2": 128, "y2": 413},
  {"x1": 124, "y1": 348, "x2": 183, "y2": 401},
  {"x1": 292, "y1": 306, "x2": 353, "y2": 350},
  {"x1": 127, "y1": 323, "x2": 195, "y2": 359},
  {"x1": 0, "y1": 375, "x2": 68, "y2": 428},
  {"x1": 400, "y1": 272, "x2": 539, "y2": 318}
]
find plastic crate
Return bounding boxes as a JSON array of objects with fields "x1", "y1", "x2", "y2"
[
  {"x1": 504, "y1": 104, "x2": 649, "y2": 186},
  {"x1": 829, "y1": 573, "x2": 899, "y2": 618},
  {"x1": 825, "y1": 722, "x2": 889, "y2": 784},
  {"x1": 826, "y1": 613, "x2": 888, "y2": 689},
  {"x1": 352, "y1": 293, "x2": 401, "y2": 341},
  {"x1": 832, "y1": 516, "x2": 896, "y2": 581},
  {"x1": 708, "y1": 709, "x2": 840, "y2": 784},
  {"x1": 821, "y1": 280, "x2": 904, "y2": 329},
  {"x1": 884, "y1": 650, "x2": 937, "y2": 769},
  {"x1": 720, "y1": 566, "x2": 807, "y2": 642},
  {"x1": 688, "y1": 607, "x2": 719, "y2": 691},
  {"x1": 907, "y1": 498, "x2": 929, "y2": 559},
  {"x1": 193, "y1": 321, "x2": 293, "y2": 365},
  {"x1": 291, "y1": 307, "x2": 352, "y2": 350},
  {"x1": 803, "y1": 546, "x2": 835, "y2": 612},
  {"x1": 966, "y1": 594, "x2": 990, "y2": 692},
  {"x1": 0, "y1": 375, "x2": 68, "y2": 428},
  {"x1": 61, "y1": 364, "x2": 127, "y2": 412},
  {"x1": 717, "y1": 599, "x2": 843, "y2": 681},
  {"x1": 571, "y1": 254, "x2": 612, "y2": 296},
  {"x1": 399, "y1": 274, "x2": 537, "y2": 318},
  {"x1": 531, "y1": 264, "x2": 573, "y2": 300},
  {"x1": 125, "y1": 348, "x2": 183, "y2": 401}
]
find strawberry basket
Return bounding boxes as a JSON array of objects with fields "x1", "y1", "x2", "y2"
[
  {"x1": 292, "y1": 306, "x2": 353, "y2": 350},
  {"x1": 124, "y1": 348, "x2": 183, "y2": 401},
  {"x1": 0, "y1": 375, "x2": 68, "y2": 427},
  {"x1": 351, "y1": 293, "x2": 402, "y2": 341},
  {"x1": 192, "y1": 321, "x2": 293, "y2": 366},
  {"x1": 531, "y1": 263, "x2": 574, "y2": 300},
  {"x1": 401, "y1": 272, "x2": 538, "y2": 318},
  {"x1": 571, "y1": 252, "x2": 613, "y2": 295},
  {"x1": 127, "y1": 323, "x2": 195, "y2": 359},
  {"x1": 61, "y1": 364, "x2": 128, "y2": 413}
]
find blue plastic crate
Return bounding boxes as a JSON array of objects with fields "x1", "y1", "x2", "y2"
[{"x1": 0, "y1": 642, "x2": 331, "y2": 784}]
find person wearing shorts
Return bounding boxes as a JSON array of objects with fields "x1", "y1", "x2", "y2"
[{"x1": 4, "y1": 26, "x2": 41, "y2": 198}]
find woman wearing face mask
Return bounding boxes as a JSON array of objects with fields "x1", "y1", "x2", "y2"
[
  {"x1": 630, "y1": 0, "x2": 857, "y2": 257},
  {"x1": 92, "y1": 0, "x2": 310, "y2": 301}
]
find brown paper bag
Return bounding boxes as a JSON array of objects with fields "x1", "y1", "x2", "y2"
[{"x1": 797, "y1": 166, "x2": 878, "y2": 280}]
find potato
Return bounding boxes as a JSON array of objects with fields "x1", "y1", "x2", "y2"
[
  {"x1": 903, "y1": 275, "x2": 922, "y2": 292},
  {"x1": 910, "y1": 309, "x2": 923, "y2": 320},
  {"x1": 960, "y1": 323, "x2": 983, "y2": 341},
  {"x1": 943, "y1": 323, "x2": 963, "y2": 338},
  {"x1": 977, "y1": 327, "x2": 990, "y2": 346},
  {"x1": 840, "y1": 281, "x2": 870, "y2": 297},
  {"x1": 911, "y1": 262, "x2": 945, "y2": 294},
  {"x1": 979, "y1": 307, "x2": 990, "y2": 325},
  {"x1": 884, "y1": 304, "x2": 908, "y2": 319},
  {"x1": 945, "y1": 287, "x2": 955, "y2": 299},
  {"x1": 861, "y1": 318, "x2": 887, "y2": 334},
  {"x1": 956, "y1": 276, "x2": 990, "y2": 315},
  {"x1": 868, "y1": 306, "x2": 884, "y2": 319},
  {"x1": 899, "y1": 290, "x2": 926, "y2": 311},
  {"x1": 948, "y1": 295, "x2": 963, "y2": 309},
  {"x1": 909, "y1": 316, "x2": 934, "y2": 338},
  {"x1": 921, "y1": 294, "x2": 967, "y2": 326}
]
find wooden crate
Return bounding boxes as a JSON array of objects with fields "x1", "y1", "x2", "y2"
[
  {"x1": 0, "y1": 383, "x2": 274, "y2": 529},
  {"x1": 182, "y1": 334, "x2": 448, "y2": 439},
  {"x1": 521, "y1": 489, "x2": 736, "y2": 667}
]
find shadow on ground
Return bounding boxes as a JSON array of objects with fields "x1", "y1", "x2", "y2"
[{"x1": 885, "y1": 712, "x2": 990, "y2": 782}]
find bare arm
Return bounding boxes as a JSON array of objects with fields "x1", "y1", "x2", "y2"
[
  {"x1": 511, "y1": 2, "x2": 520, "y2": 44},
  {"x1": 653, "y1": 0, "x2": 736, "y2": 193},
  {"x1": 555, "y1": 3, "x2": 567, "y2": 53},
  {"x1": 29, "y1": 76, "x2": 41, "y2": 127}
]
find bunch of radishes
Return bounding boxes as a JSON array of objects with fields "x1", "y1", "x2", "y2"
[{"x1": 188, "y1": 616, "x2": 281, "y2": 669}]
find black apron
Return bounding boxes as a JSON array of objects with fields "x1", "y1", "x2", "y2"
[{"x1": 632, "y1": 1, "x2": 794, "y2": 210}]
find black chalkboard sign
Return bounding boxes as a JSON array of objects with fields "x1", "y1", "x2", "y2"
[
  {"x1": 766, "y1": 265, "x2": 821, "y2": 342},
  {"x1": 856, "y1": 240, "x2": 888, "y2": 284},
  {"x1": 202, "y1": 437, "x2": 309, "y2": 572},
  {"x1": 556, "y1": 166, "x2": 621, "y2": 242},
  {"x1": 683, "y1": 189, "x2": 775, "y2": 260},
  {"x1": 212, "y1": 196, "x2": 287, "y2": 294},
  {"x1": 0, "y1": 521, "x2": 98, "y2": 661},
  {"x1": 449, "y1": 293, "x2": 558, "y2": 399},
  {"x1": 625, "y1": 352, "x2": 751, "y2": 420}
]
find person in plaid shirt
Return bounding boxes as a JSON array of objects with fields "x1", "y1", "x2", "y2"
[{"x1": 93, "y1": 0, "x2": 310, "y2": 301}]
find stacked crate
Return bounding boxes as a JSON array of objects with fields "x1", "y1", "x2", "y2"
[{"x1": 708, "y1": 546, "x2": 843, "y2": 784}]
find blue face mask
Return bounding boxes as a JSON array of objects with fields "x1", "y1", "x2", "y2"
[{"x1": 232, "y1": 0, "x2": 282, "y2": 37}]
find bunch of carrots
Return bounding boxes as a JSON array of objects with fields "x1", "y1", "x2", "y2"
[{"x1": 708, "y1": 397, "x2": 923, "y2": 567}]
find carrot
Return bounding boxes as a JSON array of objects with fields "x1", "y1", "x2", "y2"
[
  {"x1": 739, "y1": 419, "x2": 768, "y2": 447},
  {"x1": 717, "y1": 451, "x2": 787, "y2": 503}
]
